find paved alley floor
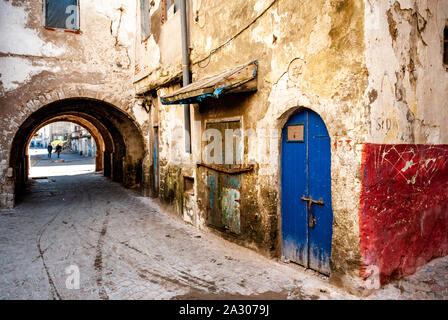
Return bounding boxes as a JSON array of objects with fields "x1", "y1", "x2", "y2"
[{"x1": 0, "y1": 152, "x2": 446, "y2": 300}]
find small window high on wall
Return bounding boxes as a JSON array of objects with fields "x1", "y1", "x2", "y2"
[
  {"x1": 44, "y1": 0, "x2": 79, "y2": 30},
  {"x1": 141, "y1": 0, "x2": 151, "y2": 41}
]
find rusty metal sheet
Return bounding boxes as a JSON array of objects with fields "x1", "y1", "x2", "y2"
[
  {"x1": 205, "y1": 170, "x2": 242, "y2": 235},
  {"x1": 203, "y1": 120, "x2": 243, "y2": 234},
  {"x1": 221, "y1": 187, "x2": 241, "y2": 234}
]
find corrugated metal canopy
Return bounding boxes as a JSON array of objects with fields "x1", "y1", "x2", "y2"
[{"x1": 160, "y1": 60, "x2": 258, "y2": 105}]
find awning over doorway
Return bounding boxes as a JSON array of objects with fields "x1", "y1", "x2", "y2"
[{"x1": 160, "y1": 60, "x2": 258, "y2": 105}]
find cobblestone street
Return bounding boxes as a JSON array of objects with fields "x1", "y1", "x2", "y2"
[{"x1": 0, "y1": 152, "x2": 446, "y2": 300}]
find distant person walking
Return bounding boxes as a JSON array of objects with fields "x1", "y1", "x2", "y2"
[
  {"x1": 47, "y1": 144, "x2": 53, "y2": 158},
  {"x1": 55, "y1": 145, "x2": 62, "y2": 158}
]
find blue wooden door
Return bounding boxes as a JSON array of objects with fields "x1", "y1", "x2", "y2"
[{"x1": 281, "y1": 109, "x2": 333, "y2": 275}]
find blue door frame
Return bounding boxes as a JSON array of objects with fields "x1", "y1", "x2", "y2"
[{"x1": 281, "y1": 109, "x2": 333, "y2": 275}]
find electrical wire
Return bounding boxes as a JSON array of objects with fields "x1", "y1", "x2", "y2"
[{"x1": 194, "y1": 0, "x2": 279, "y2": 68}]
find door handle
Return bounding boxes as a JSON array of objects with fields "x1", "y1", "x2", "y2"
[{"x1": 301, "y1": 195, "x2": 324, "y2": 228}]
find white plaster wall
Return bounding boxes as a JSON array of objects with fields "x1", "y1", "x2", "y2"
[
  {"x1": 0, "y1": 0, "x2": 137, "y2": 94},
  {"x1": 364, "y1": 0, "x2": 448, "y2": 144},
  {"x1": 0, "y1": 1, "x2": 65, "y2": 57},
  {"x1": 0, "y1": 57, "x2": 60, "y2": 92},
  {"x1": 92, "y1": 0, "x2": 136, "y2": 47},
  {"x1": 0, "y1": 0, "x2": 64, "y2": 93}
]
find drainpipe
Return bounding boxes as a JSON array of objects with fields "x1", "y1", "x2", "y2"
[{"x1": 180, "y1": 0, "x2": 191, "y2": 153}]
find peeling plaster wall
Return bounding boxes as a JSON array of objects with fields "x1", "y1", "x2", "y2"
[
  {"x1": 134, "y1": 0, "x2": 370, "y2": 293},
  {"x1": 133, "y1": 0, "x2": 447, "y2": 292},
  {"x1": 245, "y1": 0, "x2": 367, "y2": 292},
  {"x1": 133, "y1": 0, "x2": 191, "y2": 217},
  {"x1": 155, "y1": 83, "x2": 195, "y2": 217},
  {"x1": 134, "y1": 0, "x2": 183, "y2": 92},
  {"x1": 365, "y1": 0, "x2": 448, "y2": 144},
  {"x1": 361, "y1": 0, "x2": 448, "y2": 285},
  {"x1": 188, "y1": 0, "x2": 368, "y2": 292},
  {"x1": 0, "y1": 0, "x2": 150, "y2": 208},
  {"x1": 0, "y1": 1, "x2": 65, "y2": 57}
]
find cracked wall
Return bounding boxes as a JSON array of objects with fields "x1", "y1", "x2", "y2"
[
  {"x1": 0, "y1": 0, "x2": 151, "y2": 208},
  {"x1": 361, "y1": 0, "x2": 448, "y2": 286},
  {"x1": 134, "y1": 0, "x2": 369, "y2": 293},
  {"x1": 365, "y1": 0, "x2": 448, "y2": 144},
  {"x1": 188, "y1": 0, "x2": 368, "y2": 293},
  {"x1": 131, "y1": 0, "x2": 448, "y2": 293},
  {"x1": 134, "y1": 0, "x2": 183, "y2": 93}
]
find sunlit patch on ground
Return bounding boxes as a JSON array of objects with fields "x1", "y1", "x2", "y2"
[{"x1": 28, "y1": 148, "x2": 95, "y2": 178}]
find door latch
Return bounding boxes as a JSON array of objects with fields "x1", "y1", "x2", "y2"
[{"x1": 301, "y1": 195, "x2": 324, "y2": 228}]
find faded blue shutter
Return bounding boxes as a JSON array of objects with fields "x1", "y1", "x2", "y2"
[
  {"x1": 141, "y1": 0, "x2": 150, "y2": 40},
  {"x1": 45, "y1": 0, "x2": 79, "y2": 30}
]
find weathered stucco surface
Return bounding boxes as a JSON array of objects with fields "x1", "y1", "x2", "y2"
[
  {"x1": 135, "y1": 0, "x2": 370, "y2": 293},
  {"x1": 365, "y1": 0, "x2": 448, "y2": 144},
  {"x1": 134, "y1": 0, "x2": 183, "y2": 92},
  {"x1": 135, "y1": 0, "x2": 448, "y2": 293},
  {"x1": 0, "y1": 0, "x2": 150, "y2": 208},
  {"x1": 2, "y1": 0, "x2": 447, "y2": 295},
  {"x1": 359, "y1": 0, "x2": 448, "y2": 287}
]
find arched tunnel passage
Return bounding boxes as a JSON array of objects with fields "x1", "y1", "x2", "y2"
[
  {"x1": 29, "y1": 116, "x2": 108, "y2": 174},
  {"x1": 9, "y1": 98, "x2": 147, "y2": 202},
  {"x1": 27, "y1": 120, "x2": 98, "y2": 178}
]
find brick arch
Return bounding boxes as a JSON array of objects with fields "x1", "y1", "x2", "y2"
[
  {"x1": 15, "y1": 86, "x2": 140, "y2": 139},
  {"x1": 7, "y1": 96, "x2": 148, "y2": 208}
]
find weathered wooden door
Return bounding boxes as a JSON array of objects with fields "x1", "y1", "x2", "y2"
[
  {"x1": 281, "y1": 109, "x2": 333, "y2": 275},
  {"x1": 204, "y1": 120, "x2": 242, "y2": 234}
]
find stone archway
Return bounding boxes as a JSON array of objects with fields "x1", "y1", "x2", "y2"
[
  {"x1": 28, "y1": 115, "x2": 110, "y2": 173},
  {"x1": 5, "y1": 97, "x2": 147, "y2": 208}
]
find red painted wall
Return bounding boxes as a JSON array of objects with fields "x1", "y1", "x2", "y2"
[{"x1": 359, "y1": 143, "x2": 448, "y2": 283}]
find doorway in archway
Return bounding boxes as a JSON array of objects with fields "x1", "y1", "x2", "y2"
[{"x1": 28, "y1": 121, "x2": 96, "y2": 179}]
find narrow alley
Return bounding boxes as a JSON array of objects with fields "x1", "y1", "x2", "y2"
[
  {"x1": 1, "y1": 0, "x2": 447, "y2": 303},
  {"x1": 0, "y1": 152, "x2": 446, "y2": 300}
]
